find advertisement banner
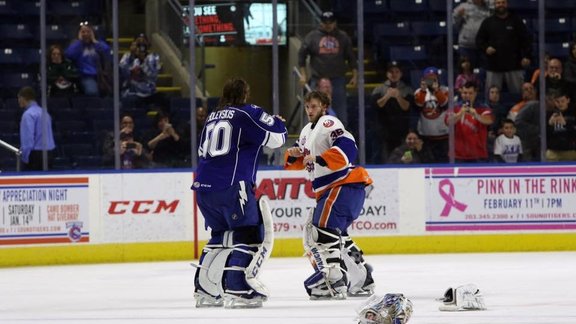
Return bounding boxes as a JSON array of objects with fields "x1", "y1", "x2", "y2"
[
  {"x1": 425, "y1": 166, "x2": 576, "y2": 231},
  {"x1": 0, "y1": 177, "x2": 89, "y2": 245},
  {"x1": 255, "y1": 169, "x2": 399, "y2": 238},
  {"x1": 100, "y1": 173, "x2": 193, "y2": 243}
]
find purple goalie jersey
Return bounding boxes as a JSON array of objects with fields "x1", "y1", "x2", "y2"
[{"x1": 192, "y1": 104, "x2": 287, "y2": 191}]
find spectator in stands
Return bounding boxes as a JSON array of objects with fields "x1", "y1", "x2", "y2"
[
  {"x1": 453, "y1": 0, "x2": 490, "y2": 68},
  {"x1": 414, "y1": 66, "x2": 449, "y2": 163},
  {"x1": 18, "y1": 87, "x2": 56, "y2": 171},
  {"x1": 387, "y1": 130, "x2": 433, "y2": 164},
  {"x1": 545, "y1": 90, "x2": 576, "y2": 162},
  {"x1": 445, "y1": 81, "x2": 494, "y2": 163},
  {"x1": 514, "y1": 96, "x2": 541, "y2": 162},
  {"x1": 102, "y1": 114, "x2": 147, "y2": 169},
  {"x1": 494, "y1": 118, "x2": 522, "y2": 163},
  {"x1": 119, "y1": 34, "x2": 162, "y2": 102},
  {"x1": 530, "y1": 52, "x2": 550, "y2": 85},
  {"x1": 119, "y1": 130, "x2": 145, "y2": 169},
  {"x1": 487, "y1": 85, "x2": 506, "y2": 161},
  {"x1": 145, "y1": 110, "x2": 184, "y2": 168},
  {"x1": 475, "y1": 0, "x2": 532, "y2": 96},
  {"x1": 47, "y1": 44, "x2": 79, "y2": 97},
  {"x1": 508, "y1": 82, "x2": 537, "y2": 121},
  {"x1": 455, "y1": 56, "x2": 482, "y2": 99},
  {"x1": 65, "y1": 22, "x2": 112, "y2": 97},
  {"x1": 564, "y1": 41, "x2": 576, "y2": 84},
  {"x1": 316, "y1": 77, "x2": 337, "y2": 116},
  {"x1": 298, "y1": 11, "x2": 357, "y2": 127},
  {"x1": 370, "y1": 61, "x2": 414, "y2": 162}
]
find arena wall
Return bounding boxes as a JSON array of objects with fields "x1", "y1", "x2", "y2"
[{"x1": 2, "y1": 165, "x2": 576, "y2": 267}]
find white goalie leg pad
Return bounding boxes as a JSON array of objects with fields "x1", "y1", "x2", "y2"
[
  {"x1": 303, "y1": 216, "x2": 347, "y2": 299},
  {"x1": 356, "y1": 293, "x2": 414, "y2": 324},
  {"x1": 341, "y1": 236, "x2": 373, "y2": 295},
  {"x1": 192, "y1": 246, "x2": 232, "y2": 307},
  {"x1": 243, "y1": 196, "x2": 275, "y2": 298},
  {"x1": 439, "y1": 284, "x2": 486, "y2": 311}
]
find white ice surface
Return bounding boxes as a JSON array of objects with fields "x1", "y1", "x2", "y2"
[{"x1": 1, "y1": 251, "x2": 575, "y2": 324}]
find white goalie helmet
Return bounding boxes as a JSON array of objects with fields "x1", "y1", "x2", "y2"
[{"x1": 356, "y1": 293, "x2": 413, "y2": 324}]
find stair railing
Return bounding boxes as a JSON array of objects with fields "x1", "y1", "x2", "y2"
[{"x1": 0, "y1": 139, "x2": 21, "y2": 172}]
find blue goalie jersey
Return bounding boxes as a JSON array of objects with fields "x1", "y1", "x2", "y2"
[{"x1": 192, "y1": 104, "x2": 287, "y2": 191}]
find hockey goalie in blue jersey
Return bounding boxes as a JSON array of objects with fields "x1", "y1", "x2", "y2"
[
  {"x1": 191, "y1": 77, "x2": 287, "y2": 308},
  {"x1": 284, "y1": 90, "x2": 375, "y2": 300}
]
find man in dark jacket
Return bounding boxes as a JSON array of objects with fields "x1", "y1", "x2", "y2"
[{"x1": 475, "y1": 0, "x2": 531, "y2": 96}]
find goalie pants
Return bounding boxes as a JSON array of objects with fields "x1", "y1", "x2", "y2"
[{"x1": 314, "y1": 183, "x2": 366, "y2": 234}]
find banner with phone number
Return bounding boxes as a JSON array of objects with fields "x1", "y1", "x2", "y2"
[
  {"x1": 255, "y1": 169, "x2": 399, "y2": 238},
  {"x1": 0, "y1": 177, "x2": 90, "y2": 245},
  {"x1": 425, "y1": 166, "x2": 576, "y2": 231}
]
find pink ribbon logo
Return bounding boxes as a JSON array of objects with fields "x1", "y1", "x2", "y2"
[{"x1": 438, "y1": 179, "x2": 467, "y2": 217}]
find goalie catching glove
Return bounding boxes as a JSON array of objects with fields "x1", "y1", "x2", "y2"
[{"x1": 438, "y1": 283, "x2": 486, "y2": 311}]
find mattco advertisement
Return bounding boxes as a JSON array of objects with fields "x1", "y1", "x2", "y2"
[{"x1": 256, "y1": 169, "x2": 399, "y2": 238}]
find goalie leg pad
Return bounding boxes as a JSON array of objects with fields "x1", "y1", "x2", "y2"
[
  {"x1": 303, "y1": 225, "x2": 347, "y2": 299},
  {"x1": 193, "y1": 246, "x2": 231, "y2": 307},
  {"x1": 343, "y1": 237, "x2": 375, "y2": 296},
  {"x1": 221, "y1": 225, "x2": 270, "y2": 308}
]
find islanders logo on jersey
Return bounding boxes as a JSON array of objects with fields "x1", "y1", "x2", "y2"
[{"x1": 323, "y1": 119, "x2": 334, "y2": 128}]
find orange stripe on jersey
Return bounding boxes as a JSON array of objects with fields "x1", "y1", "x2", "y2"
[
  {"x1": 315, "y1": 167, "x2": 373, "y2": 200},
  {"x1": 321, "y1": 147, "x2": 348, "y2": 170},
  {"x1": 319, "y1": 186, "x2": 341, "y2": 228},
  {"x1": 283, "y1": 150, "x2": 305, "y2": 170}
]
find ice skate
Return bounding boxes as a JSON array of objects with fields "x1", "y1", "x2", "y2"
[
  {"x1": 309, "y1": 277, "x2": 348, "y2": 300},
  {"x1": 194, "y1": 290, "x2": 223, "y2": 308},
  {"x1": 223, "y1": 293, "x2": 267, "y2": 308}
]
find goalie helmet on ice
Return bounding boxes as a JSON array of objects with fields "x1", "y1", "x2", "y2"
[{"x1": 356, "y1": 293, "x2": 413, "y2": 324}]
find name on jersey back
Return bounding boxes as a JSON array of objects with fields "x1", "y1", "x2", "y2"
[{"x1": 207, "y1": 109, "x2": 235, "y2": 122}]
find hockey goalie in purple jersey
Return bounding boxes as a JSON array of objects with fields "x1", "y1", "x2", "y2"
[{"x1": 191, "y1": 77, "x2": 287, "y2": 308}]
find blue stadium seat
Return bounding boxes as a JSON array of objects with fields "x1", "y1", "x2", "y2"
[
  {"x1": 546, "y1": 0, "x2": 576, "y2": 10},
  {"x1": 364, "y1": 0, "x2": 388, "y2": 13},
  {"x1": 73, "y1": 155, "x2": 102, "y2": 170},
  {"x1": 373, "y1": 22, "x2": 412, "y2": 38},
  {"x1": 545, "y1": 42, "x2": 570, "y2": 60},
  {"x1": 86, "y1": 108, "x2": 113, "y2": 120},
  {"x1": 21, "y1": 48, "x2": 41, "y2": 66},
  {"x1": 0, "y1": 48, "x2": 23, "y2": 65},
  {"x1": 412, "y1": 20, "x2": 448, "y2": 36},
  {"x1": 61, "y1": 143, "x2": 95, "y2": 158},
  {"x1": 14, "y1": 1, "x2": 41, "y2": 16},
  {"x1": 54, "y1": 120, "x2": 89, "y2": 135},
  {"x1": 389, "y1": 0, "x2": 429, "y2": 13},
  {"x1": 3, "y1": 99, "x2": 20, "y2": 111},
  {"x1": 1, "y1": 73, "x2": 37, "y2": 96},
  {"x1": 47, "y1": 97, "x2": 71, "y2": 110},
  {"x1": 51, "y1": 108, "x2": 86, "y2": 123},
  {"x1": 71, "y1": 96, "x2": 103, "y2": 110},
  {"x1": 43, "y1": 24, "x2": 71, "y2": 42},
  {"x1": 0, "y1": 24, "x2": 34, "y2": 41},
  {"x1": 0, "y1": 121, "x2": 19, "y2": 133},
  {"x1": 50, "y1": 1, "x2": 93, "y2": 17},
  {"x1": 91, "y1": 119, "x2": 114, "y2": 133},
  {"x1": 0, "y1": 1, "x2": 16, "y2": 16},
  {"x1": 52, "y1": 156, "x2": 72, "y2": 170},
  {"x1": 507, "y1": 0, "x2": 537, "y2": 11},
  {"x1": 390, "y1": 46, "x2": 428, "y2": 64}
]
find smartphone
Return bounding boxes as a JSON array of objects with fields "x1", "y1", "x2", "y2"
[{"x1": 126, "y1": 143, "x2": 137, "y2": 149}]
